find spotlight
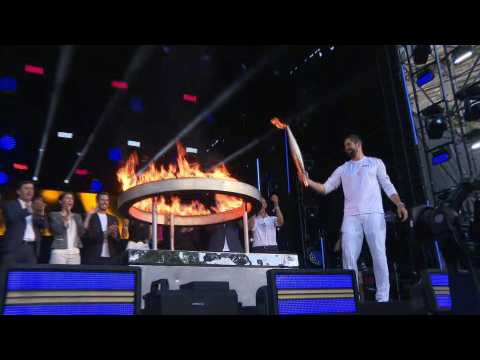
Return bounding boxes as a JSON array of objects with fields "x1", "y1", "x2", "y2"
[
  {"x1": 422, "y1": 104, "x2": 447, "y2": 139},
  {"x1": 413, "y1": 45, "x2": 431, "y2": 65},
  {"x1": 183, "y1": 94, "x2": 198, "y2": 103},
  {"x1": 421, "y1": 103, "x2": 444, "y2": 118},
  {"x1": 0, "y1": 76, "x2": 17, "y2": 92},
  {"x1": 416, "y1": 68, "x2": 434, "y2": 87},
  {"x1": 427, "y1": 117, "x2": 447, "y2": 139},
  {"x1": 465, "y1": 129, "x2": 480, "y2": 150},
  {"x1": 32, "y1": 176, "x2": 38, "y2": 181},
  {"x1": 465, "y1": 97, "x2": 480, "y2": 122},
  {"x1": 75, "y1": 169, "x2": 90, "y2": 176},
  {"x1": 57, "y1": 132, "x2": 73, "y2": 139},
  {"x1": 330, "y1": 46, "x2": 335, "y2": 50},
  {"x1": 0, "y1": 171, "x2": 9, "y2": 185},
  {"x1": 0, "y1": 135, "x2": 16, "y2": 151},
  {"x1": 24, "y1": 64, "x2": 45, "y2": 76},
  {"x1": 108, "y1": 147, "x2": 123, "y2": 162},
  {"x1": 432, "y1": 148, "x2": 450, "y2": 165},
  {"x1": 127, "y1": 140, "x2": 141, "y2": 148},
  {"x1": 90, "y1": 179, "x2": 103, "y2": 192},
  {"x1": 129, "y1": 97, "x2": 144, "y2": 112},
  {"x1": 455, "y1": 85, "x2": 480, "y2": 122},
  {"x1": 452, "y1": 46, "x2": 474, "y2": 65},
  {"x1": 64, "y1": 179, "x2": 70, "y2": 184},
  {"x1": 13, "y1": 163, "x2": 29, "y2": 171},
  {"x1": 111, "y1": 81, "x2": 128, "y2": 90}
]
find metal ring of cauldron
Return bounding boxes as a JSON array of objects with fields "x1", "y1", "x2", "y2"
[{"x1": 117, "y1": 178, "x2": 262, "y2": 226}]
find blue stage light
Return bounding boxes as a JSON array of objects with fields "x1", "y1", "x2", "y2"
[
  {"x1": 432, "y1": 149, "x2": 450, "y2": 166},
  {"x1": 0, "y1": 76, "x2": 17, "y2": 92},
  {"x1": 0, "y1": 135, "x2": 16, "y2": 151},
  {"x1": 129, "y1": 97, "x2": 144, "y2": 112},
  {"x1": 90, "y1": 179, "x2": 103, "y2": 192},
  {"x1": 0, "y1": 172, "x2": 9, "y2": 185},
  {"x1": 108, "y1": 147, "x2": 123, "y2": 162},
  {"x1": 416, "y1": 69, "x2": 434, "y2": 87}
]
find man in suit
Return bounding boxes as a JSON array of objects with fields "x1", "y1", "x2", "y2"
[
  {"x1": 206, "y1": 220, "x2": 244, "y2": 253},
  {"x1": 0, "y1": 181, "x2": 47, "y2": 267},
  {"x1": 82, "y1": 192, "x2": 123, "y2": 265}
]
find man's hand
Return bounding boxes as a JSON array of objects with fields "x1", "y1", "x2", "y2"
[
  {"x1": 271, "y1": 194, "x2": 279, "y2": 206},
  {"x1": 303, "y1": 172, "x2": 326, "y2": 194},
  {"x1": 299, "y1": 171, "x2": 309, "y2": 187},
  {"x1": 26, "y1": 202, "x2": 33, "y2": 214},
  {"x1": 32, "y1": 198, "x2": 46, "y2": 215},
  {"x1": 397, "y1": 204, "x2": 408, "y2": 222},
  {"x1": 87, "y1": 208, "x2": 98, "y2": 217},
  {"x1": 108, "y1": 224, "x2": 118, "y2": 237}
]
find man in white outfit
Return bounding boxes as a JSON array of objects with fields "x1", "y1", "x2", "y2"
[{"x1": 304, "y1": 134, "x2": 408, "y2": 302}]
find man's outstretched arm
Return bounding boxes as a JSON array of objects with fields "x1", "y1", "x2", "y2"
[{"x1": 304, "y1": 166, "x2": 342, "y2": 195}]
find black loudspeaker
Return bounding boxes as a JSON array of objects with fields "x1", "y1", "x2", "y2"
[
  {"x1": 143, "y1": 280, "x2": 239, "y2": 315},
  {"x1": 256, "y1": 286, "x2": 270, "y2": 315},
  {"x1": 409, "y1": 270, "x2": 453, "y2": 314},
  {"x1": 358, "y1": 301, "x2": 426, "y2": 315}
]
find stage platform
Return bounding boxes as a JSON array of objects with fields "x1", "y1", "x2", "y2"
[
  {"x1": 127, "y1": 250, "x2": 299, "y2": 308},
  {"x1": 127, "y1": 249, "x2": 299, "y2": 267}
]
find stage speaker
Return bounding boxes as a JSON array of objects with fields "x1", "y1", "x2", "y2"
[
  {"x1": 410, "y1": 270, "x2": 452, "y2": 314},
  {"x1": 358, "y1": 301, "x2": 426, "y2": 315},
  {"x1": 0, "y1": 265, "x2": 141, "y2": 315},
  {"x1": 266, "y1": 269, "x2": 360, "y2": 315},
  {"x1": 256, "y1": 286, "x2": 270, "y2": 315},
  {"x1": 143, "y1": 280, "x2": 239, "y2": 315}
]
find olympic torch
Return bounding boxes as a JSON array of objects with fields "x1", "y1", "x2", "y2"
[{"x1": 271, "y1": 117, "x2": 308, "y2": 187}]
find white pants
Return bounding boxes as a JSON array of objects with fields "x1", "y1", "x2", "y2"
[
  {"x1": 341, "y1": 213, "x2": 389, "y2": 302},
  {"x1": 49, "y1": 249, "x2": 81, "y2": 265}
]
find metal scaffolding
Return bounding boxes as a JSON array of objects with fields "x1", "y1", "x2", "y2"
[{"x1": 397, "y1": 45, "x2": 480, "y2": 206}]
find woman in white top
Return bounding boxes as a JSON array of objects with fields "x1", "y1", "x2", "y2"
[
  {"x1": 249, "y1": 194, "x2": 284, "y2": 253},
  {"x1": 48, "y1": 192, "x2": 86, "y2": 265}
]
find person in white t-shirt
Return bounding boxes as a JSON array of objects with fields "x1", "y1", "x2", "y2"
[
  {"x1": 249, "y1": 194, "x2": 284, "y2": 253},
  {"x1": 304, "y1": 134, "x2": 408, "y2": 302}
]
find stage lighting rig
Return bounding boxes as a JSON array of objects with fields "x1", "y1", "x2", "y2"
[
  {"x1": 422, "y1": 104, "x2": 447, "y2": 140},
  {"x1": 413, "y1": 45, "x2": 431, "y2": 65},
  {"x1": 416, "y1": 68, "x2": 434, "y2": 87},
  {"x1": 452, "y1": 46, "x2": 474, "y2": 65}
]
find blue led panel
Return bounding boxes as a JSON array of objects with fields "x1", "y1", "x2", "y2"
[
  {"x1": 278, "y1": 299, "x2": 357, "y2": 315},
  {"x1": 4, "y1": 304, "x2": 134, "y2": 316},
  {"x1": 432, "y1": 151, "x2": 449, "y2": 166},
  {"x1": 273, "y1": 273, "x2": 358, "y2": 315},
  {"x1": 7, "y1": 271, "x2": 135, "y2": 291},
  {"x1": 2, "y1": 270, "x2": 138, "y2": 315},
  {"x1": 428, "y1": 273, "x2": 452, "y2": 311},
  {"x1": 416, "y1": 70, "x2": 434, "y2": 87},
  {"x1": 0, "y1": 76, "x2": 17, "y2": 92},
  {"x1": 275, "y1": 274, "x2": 353, "y2": 289}
]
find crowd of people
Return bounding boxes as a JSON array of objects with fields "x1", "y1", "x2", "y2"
[{"x1": 0, "y1": 180, "x2": 286, "y2": 270}]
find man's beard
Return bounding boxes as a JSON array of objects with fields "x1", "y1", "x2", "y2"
[{"x1": 346, "y1": 148, "x2": 357, "y2": 159}]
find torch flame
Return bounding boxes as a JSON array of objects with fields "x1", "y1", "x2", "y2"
[
  {"x1": 117, "y1": 142, "x2": 245, "y2": 217},
  {"x1": 271, "y1": 117, "x2": 288, "y2": 129}
]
